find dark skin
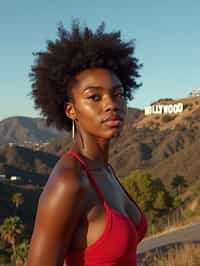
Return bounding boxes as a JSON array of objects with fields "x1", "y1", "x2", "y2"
[{"x1": 27, "y1": 68, "x2": 142, "y2": 266}]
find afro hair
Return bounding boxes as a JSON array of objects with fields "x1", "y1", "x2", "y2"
[{"x1": 30, "y1": 21, "x2": 142, "y2": 131}]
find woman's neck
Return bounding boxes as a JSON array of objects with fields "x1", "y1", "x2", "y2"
[{"x1": 72, "y1": 133, "x2": 110, "y2": 167}]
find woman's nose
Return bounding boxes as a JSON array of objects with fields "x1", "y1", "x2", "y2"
[{"x1": 103, "y1": 95, "x2": 119, "y2": 112}]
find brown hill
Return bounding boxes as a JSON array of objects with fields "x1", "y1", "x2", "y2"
[
  {"x1": 0, "y1": 97, "x2": 200, "y2": 188},
  {"x1": 0, "y1": 145, "x2": 58, "y2": 185},
  {"x1": 136, "y1": 96, "x2": 200, "y2": 131},
  {"x1": 111, "y1": 98, "x2": 200, "y2": 187},
  {"x1": 43, "y1": 97, "x2": 200, "y2": 187},
  {"x1": 148, "y1": 137, "x2": 200, "y2": 187},
  {"x1": 0, "y1": 116, "x2": 65, "y2": 146}
]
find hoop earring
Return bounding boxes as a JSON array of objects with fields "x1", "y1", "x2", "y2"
[{"x1": 72, "y1": 120, "x2": 75, "y2": 141}]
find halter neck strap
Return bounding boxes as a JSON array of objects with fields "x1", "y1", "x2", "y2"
[{"x1": 67, "y1": 150, "x2": 106, "y2": 206}]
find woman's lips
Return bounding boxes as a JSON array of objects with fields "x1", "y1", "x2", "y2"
[{"x1": 103, "y1": 119, "x2": 123, "y2": 127}]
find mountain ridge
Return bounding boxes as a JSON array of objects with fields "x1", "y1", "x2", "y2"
[
  {"x1": 0, "y1": 116, "x2": 65, "y2": 146},
  {"x1": 0, "y1": 96, "x2": 200, "y2": 187}
]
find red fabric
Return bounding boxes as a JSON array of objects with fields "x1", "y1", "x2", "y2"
[{"x1": 64, "y1": 150, "x2": 148, "y2": 266}]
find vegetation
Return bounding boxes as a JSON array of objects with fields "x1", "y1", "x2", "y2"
[
  {"x1": 0, "y1": 189, "x2": 39, "y2": 265},
  {"x1": 11, "y1": 193, "x2": 24, "y2": 211},
  {"x1": 150, "y1": 98, "x2": 173, "y2": 105},
  {"x1": 0, "y1": 216, "x2": 24, "y2": 265},
  {"x1": 183, "y1": 102, "x2": 193, "y2": 110},
  {"x1": 0, "y1": 145, "x2": 58, "y2": 186},
  {"x1": 14, "y1": 240, "x2": 29, "y2": 266},
  {"x1": 138, "y1": 242, "x2": 200, "y2": 266},
  {"x1": 170, "y1": 175, "x2": 188, "y2": 195},
  {"x1": 1, "y1": 98, "x2": 200, "y2": 264},
  {"x1": 0, "y1": 169, "x2": 199, "y2": 265},
  {"x1": 162, "y1": 114, "x2": 176, "y2": 123},
  {"x1": 120, "y1": 169, "x2": 200, "y2": 239},
  {"x1": 191, "y1": 179, "x2": 200, "y2": 197},
  {"x1": 120, "y1": 170, "x2": 173, "y2": 225}
]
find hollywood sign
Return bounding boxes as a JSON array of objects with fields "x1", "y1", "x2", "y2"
[{"x1": 144, "y1": 103, "x2": 183, "y2": 116}]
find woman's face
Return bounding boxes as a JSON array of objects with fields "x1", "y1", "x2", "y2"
[{"x1": 67, "y1": 68, "x2": 127, "y2": 140}]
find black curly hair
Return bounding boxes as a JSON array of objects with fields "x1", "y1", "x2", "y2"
[{"x1": 30, "y1": 21, "x2": 142, "y2": 131}]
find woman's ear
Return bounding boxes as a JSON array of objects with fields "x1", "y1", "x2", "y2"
[{"x1": 64, "y1": 102, "x2": 76, "y2": 120}]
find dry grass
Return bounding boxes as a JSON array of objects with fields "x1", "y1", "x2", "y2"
[
  {"x1": 156, "y1": 242, "x2": 200, "y2": 266},
  {"x1": 156, "y1": 216, "x2": 199, "y2": 238},
  {"x1": 146, "y1": 208, "x2": 200, "y2": 240},
  {"x1": 138, "y1": 242, "x2": 200, "y2": 266}
]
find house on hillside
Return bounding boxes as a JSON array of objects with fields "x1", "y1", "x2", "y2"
[
  {"x1": 0, "y1": 174, "x2": 6, "y2": 182},
  {"x1": 10, "y1": 176, "x2": 21, "y2": 181},
  {"x1": 190, "y1": 88, "x2": 200, "y2": 97}
]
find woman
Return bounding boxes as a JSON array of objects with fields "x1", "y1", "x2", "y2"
[{"x1": 27, "y1": 21, "x2": 148, "y2": 266}]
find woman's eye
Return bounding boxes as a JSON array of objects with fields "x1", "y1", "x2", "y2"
[
  {"x1": 115, "y1": 92, "x2": 125, "y2": 98},
  {"x1": 88, "y1": 95, "x2": 101, "y2": 101}
]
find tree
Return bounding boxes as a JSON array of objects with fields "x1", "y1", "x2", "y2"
[
  {"x1": 11, "y1": 193, "x2": 24, "y2": 209},
  {"x1": 153, "y1": 191, "x2": 167, "y2": 210},
  {"x1": 151, "y1": 178, "x2": 172, "y2": 211},
  {"x1": 0, "y1": 216, "x2": 24, "y2": 263},
  {"x1": 34, "y1": 159, "x2": 49, "y2": 175},
  {"x1": 14, "y1": 240, "x2": 29, "y2": 266},
  {"x1": 0, "y1": 162, "x2": 6, "y2": 173},
  {"x1": 120, "y1": 170, "x2": 173, "y2": 219},
  {"x1": 173, "y1": 195, "x2": 184, "y2": 208},
  {"x1": 191, "y1": 179, "x2": 200, "y2": 197},
  {"x1": 121, "y1": 170, "x2": 154, "y2": 211},
  {"x1": 170, "y1": 175, "x2": 188, "y2": 195}
]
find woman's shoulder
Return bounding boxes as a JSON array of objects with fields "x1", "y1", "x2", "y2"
[
  {"x1": 35, "y1": 151, "x2": 87, "y2": 226},
  {"x1": 27, "y1": 152, "x2": 87, "y2": 264},
  {"x1": 48, "y1": 151, "x2": 86, "y2": 190},
  {"x1": 39, "y1": 151, "x2": 88, "y2": 208}
]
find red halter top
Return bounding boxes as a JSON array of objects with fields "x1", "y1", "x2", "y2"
[{"x1": 64, "y1": 150, "x2": 148, "y2": 266}]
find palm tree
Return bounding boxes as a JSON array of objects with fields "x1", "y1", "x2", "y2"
[
  {"x1": 15, "y1": 240, "x2": 29, "y2": 266},
  {"x1": 0, "y1": 216, "x2": 24, "y2": 263},
  {"x1": 171, "y1": 175, "x2": 188, "y2": 195},
  {"x1": 11, "y1": 193, "x2": 24, "y2": 209}
]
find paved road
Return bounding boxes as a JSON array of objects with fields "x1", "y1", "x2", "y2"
[{"x1": 137, "y1": 222, "x2": 200, "y2": 254}]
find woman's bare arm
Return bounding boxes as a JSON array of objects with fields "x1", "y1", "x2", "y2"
[{"x1": 27, "y1": 156, "x2": 86, "y2": 266}]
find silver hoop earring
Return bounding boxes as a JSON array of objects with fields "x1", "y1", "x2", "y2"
[{"x1": 72, "y1": 120, "x2": 75, "y2": 141}]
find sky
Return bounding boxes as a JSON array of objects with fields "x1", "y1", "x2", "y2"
[{"x1": 0, "y1": 0, "x2": 200, "y2": 121}]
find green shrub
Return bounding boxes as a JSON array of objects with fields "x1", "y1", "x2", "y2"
[
  {"x1": 173, "y1": 195, "x2": 183, "y2": 208},
  {"x1": 162, "y1": 115, "x2": 175, "y2": 123},
  {"x1": 182, "y1": 209, "x2": 194, "y2": 219},
  {"x1": 120, "y1": 170, "x2": 173, "y2": 222}
]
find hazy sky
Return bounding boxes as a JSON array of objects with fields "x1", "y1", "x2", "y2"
[{"x1": 0, "y1": 0, "x2": 200, "y2": 120}]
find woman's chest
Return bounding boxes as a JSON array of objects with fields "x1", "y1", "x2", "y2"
[{"x1": 69, "y1": 169, "x2": 142, "y2": 250}]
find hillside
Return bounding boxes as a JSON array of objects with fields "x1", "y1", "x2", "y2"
[
  {"x1": 136, "y1": 96, "x2": 200, "y2": 131},
  {"x1": 42, "y1": 97, "x2": 200, "y2": 187},
  {"x1": 0, "y1": 96, "x2": 200, "y2": 188},
  {"x1": 0, "y1": 145, "x2": 58, "y2": 185},
  {"x1": 0, "y1": 116, "x2": 65, "y2": 146},
  {"x1": 1, "y1": 97, "x2": 200, "y2": 266},
  {"x1": 0, "y1": 97, "x2": 200, "y2": 240}
]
